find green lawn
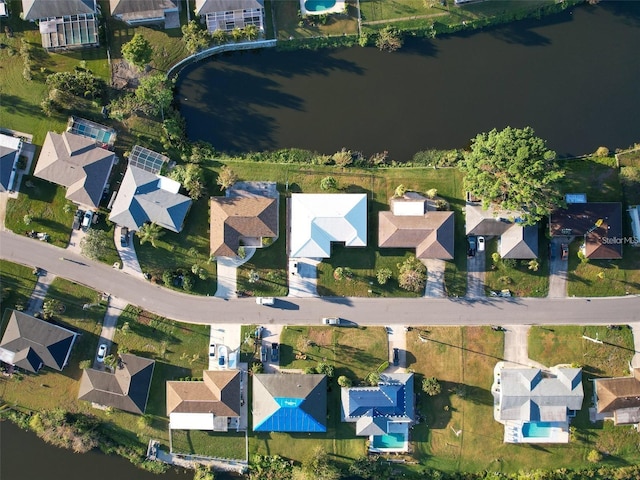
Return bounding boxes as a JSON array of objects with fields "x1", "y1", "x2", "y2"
[
  {"x1": 171, "y1": 429, "x2": 246, "y2": 460},
  {"x1": 272, "y1": 0, "x2": 359, "y2": 40},
  {"x1": 484, "y1": 235, "x2": 549, "y2": 297},
  {"x1": 0, "y1": 260, "x2": 38, "y2": 315},
  {"x1": 251, "y1": 325, "x2": 388, "y2": 466}
]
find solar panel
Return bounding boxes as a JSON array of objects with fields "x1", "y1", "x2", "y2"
[{"x1": 128, "y1": 145, "x2": 168, "y2": 174}]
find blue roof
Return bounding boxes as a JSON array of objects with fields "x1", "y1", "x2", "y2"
[
  {"x1": 348, "y1": 384, "x2": 405, "y2": 417},
  {"x1": 253, "y1": 397, "x2": 326, "y2": 432}
]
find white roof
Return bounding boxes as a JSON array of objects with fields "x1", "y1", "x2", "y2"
[
  {"x1": 0, "y1": 133, "x2": 21, "y2": 151},
  {"x1": 290, "y1": 193, "x2": 367, "y2": 258},
  {"x1": 169, "y1": 412, "x2": 214, "y2": 430}
]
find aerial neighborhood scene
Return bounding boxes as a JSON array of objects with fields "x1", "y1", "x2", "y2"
[{"x1": 2, "y1": 1, "x2": 640, "y2": 480}]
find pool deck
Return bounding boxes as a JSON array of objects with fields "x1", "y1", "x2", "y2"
[
  {"x1": 503, "y1": 421, "x2": 569, "y2": 444},
  {"x1": 300, "y1": 0, "x2": 346, "y2": 16}
]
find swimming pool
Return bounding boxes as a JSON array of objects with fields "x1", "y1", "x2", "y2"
[
  {"x1": 304, "y1": 0, "x2": 336, "y2": 13},
  {"x1": 522, "y1": 422, "x2": 555, "y2": 438},
  {"x1": 372, "y1": 432, "x2": 405, "y2": 449}
]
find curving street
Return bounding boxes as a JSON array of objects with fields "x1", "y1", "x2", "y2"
[{"x1": 1, "y1": 230, "x2": 639, "y2": 327}]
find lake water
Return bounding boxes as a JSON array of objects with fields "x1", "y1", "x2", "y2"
[{"x1": 177, "y1": 1, "x2": 640, "y2": 159}]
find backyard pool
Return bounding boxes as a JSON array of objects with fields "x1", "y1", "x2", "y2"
[
  {"x1": 372, "y1": 432, "x2": 405, "y2": 449},
  {"x1": 304, "y1": 0, "x2": 336, "y2": 12},
  {"x1": 522, "y1": 422, "x2": 555, "y2": 438}
]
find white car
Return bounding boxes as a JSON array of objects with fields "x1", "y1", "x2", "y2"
[
  {"x1": 477, "y1": 236, "x2": 485, "y2": 252},
  {"x1": 97, "y1": 344, "x2": 107, "y2": 362},
  {"x1": 322, "y1": 317, "x2": 341, "y2": 325},
  {"x1": 256, "y1": 297, "x2": 275, "y2": 305}
]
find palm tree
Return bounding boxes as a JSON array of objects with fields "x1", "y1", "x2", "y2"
[
  {"x1": 244, "y1": 24, "x2": 259, "y2": 41},
  {"x1": 137, "y1": 222, "x2": 164, "y2": 247}
]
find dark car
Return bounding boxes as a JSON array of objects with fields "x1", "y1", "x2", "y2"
[
  {"x1": 392, "y1": 348, "x2": 399, "y2": 366},
  {"x1": 73, "y1": 209, "x2": 84, "y2": 230},
  {"x1": 120, "y1": 227, "x2": 129, "y2": 247},
  {"x1": 467, "y1": 236, "x2": 477, "y2": 257},
  {"x1": 561, "y1": 243, "x2": 569, "y2": 260},
  {"x1": 271, "y1": 343, "x2": 279, "y2": 362},
  {"x1": 260, "y1": 345, "x2": 267, "y2": 362}
]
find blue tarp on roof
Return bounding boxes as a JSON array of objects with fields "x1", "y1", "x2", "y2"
[{"x1": 253, "y1": 397, "x2": 326, "y2": 432}]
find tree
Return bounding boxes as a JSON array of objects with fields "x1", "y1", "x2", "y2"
[
  {"x1": 182, "y1": 21, "x2": 211, "y2": 53},
  {"x1": 376, "y1": 268, "x2": 393, "y2": 285},
  {"x1": 422, "y1": 377, "x2": 442, "y2": 396},
  {"x1": 332, "y1": 148, "x2": 352, "y2": 167},
  {"x1": 460, "y1": 126, "x2": 564, "y2": 224},
  {"x1": 333, "y1": 267, "x2": 344, "y2": 281},
  {"x1": 294, "y1": 447, "x2": 339, "y2": 480},
  {"x1": 587, "y1": 449, "x2": 603, "y2": 463},
  {"x1": 244, "y1": 24, "x2": 259, "y2": 41},
  {"x1": 320, "y1": 176, "x2": 337, "y2": 191},
  {"x1": 397, "y1": 256, "x2": 427, "y2": 293},
  {"x1": 135, "y1": 74, "x2": 173, "y2": 118},
  {"x1": 80, "y1": 229, "x2": 110, "y2": 260},
  {"x1": 249, "y1": 454, "x2": 293, "y2": 480},
  {"x1": 337, "y1": 375, "x2": 352, "y2": 387},
  {"x1": 376, "y1": 25, "x2": 403, "y2": 52},
  {"x1": 231, "y1": 28, "x2": 244, "y2": 42},
  {"x1": 316, "y1": 362, "x2": 334, "y2": 378},
  {"x1": 79, "y1": 359, "x2": 91, "y2": 370},
  {"x1": 171, "y1": 163, "x2": 205, "y2": 199},
  {"x1": 426, "y1": 188, "x2": 438, "y2": 199},
  {"x1": 103, "y1": 354, "x2": 118, "y2": 371},
  {"x1": 121, "y1": 33, "x2": 153, "y2": 71},
  {"x1": 217, "y1": 165, "x2": 238, "y2": 191},
  {"x1": 394, "y1": 184, "x2": 407, "y2": 197},
  {"x1": 182, "y1": 274, "x2": 194, "y2": 292},
  {"x1": 193, "y1": 465, "x2": 215, "y2": 480},
  {"x1": 137, "y1": 222, "x2": 164, "y2": 247},
  {"x1": 366, "y1": 372, "x2": 380, "y2": 386},
  {"x1": 528, "y1": 259, "x2": 539, "y2": 272},
  {"x1": 210, "y1": 29, "x2": 227, "y2": 45}
]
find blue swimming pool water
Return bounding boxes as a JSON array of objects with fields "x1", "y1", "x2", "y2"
[
  {"x1": 304, "y1": 0, "x2": 336, "y2": 12},
  {"x1": 522, "y1": 422, "x2": 554, "y2": 438},
  {"x1": 372, "y1": 433, "x2": 405, "y2": 449}
]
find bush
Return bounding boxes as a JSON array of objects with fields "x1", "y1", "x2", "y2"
[
  {"x1": 337, "y1": 375, "x2": 352, "y2": 387},
  {"x1": 422, "y1": 377, "x2": 441, "y2": 396},
  {"x1": 376, "y1": 268, "x2": 393, "y2": 285}
]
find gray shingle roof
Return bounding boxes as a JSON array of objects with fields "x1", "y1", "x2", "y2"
[
  {"x1": 195, "y1": 0, "x2": 263, "y2": 16},
  {"x1": 22, "y1": 0, "x2": 95, "y2": 20},
  {"x1": 109, "y1": 165, "x2": 192, "y2": 232},
  {"x1": 0, "y1": 310, "x2": 77, "y2": 373},
  {"x1": 498, "y1": 367, "x2": 583, "y2": 422},
  {"x1": 33, "y1": 131, "x2": 115, "y2": 208},
  {"x1": 110, "y1": 0, "x2": 176, "y2": 18},
  {"x1": 78, "y1": 354, "x2": 155, "y2": 414}
]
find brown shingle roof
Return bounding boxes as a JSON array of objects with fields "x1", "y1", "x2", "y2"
[
  {"x1": 595, "y1": 370, "x2": 640, "y2": 415},
  {"x1": 210, "y1": 196, "x2": 277, "y2": 257},
  {"x1": 550, "y1": 203, "x2": 623, "y2": 259},
  {"x1": 166, "y1": 370, "x2": 240, "y2": 417},
  {"x1": 378, "y1": 210, "x2": 454, "y2": 259}
]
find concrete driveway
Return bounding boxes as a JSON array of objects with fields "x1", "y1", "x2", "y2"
[
  {"x1": 260, "y1": 324, "x2": 284, "y2": 373},
  {"x1": 114, "y1": 226, "x2": 144, "y2": 278},
  {"x1": 288, "y1": 258, "x2": 319, "y2": 297},
  {"x1": 93, "y1": 296, "x2": 128, "y2": 369},
  {"x1": 466, "y1": 251, "x2": 485, "y2": 298},
  {"x1": 385, "y1": 325, "x2": 407, "y2": 372},
  {"x1": 502, "y1": 325, "x2": 546, "y2": 369},
  {"x1": 548, "y1": 238, "x2": 569, "y2": 298},
  {"x1": 423, "y1": 259, "x2": 445, "y2": 298},
  {"x1": 208, "y1": 323, "x2": 242, "y2": 370},
  {"x1": 215, "y1": 248, "x2": 255, "y2": 299}
]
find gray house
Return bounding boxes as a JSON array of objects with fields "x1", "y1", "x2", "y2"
[
  {"x1": 0, "y1": 310, "x2": 78, "y2": 373},
  {"x1": 465, "y1": 194, "x2": 538, "y2": 259},
  {"x1": 110, "y1": 0, "x2": 179, "y2": 28},
  {"x1": 0, "y1": 133, "x2": 23, "y2": 193},
  {"x1": 195, "y1": 0, "x2": 264, "y2": 33},
  {"x1": 492, "y1": 364, "x2": 583, "y2": 443},
  {"x1": 21, "y1": 0, "x2": 99, "y2": 49},
  {"x1": 78, "y1": 354, "x2": 155, "y2": 414},
  {"x1": 109, "y1": 162, "x2": 192, "y2": 233}
]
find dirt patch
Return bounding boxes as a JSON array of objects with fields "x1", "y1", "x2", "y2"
[
  {"x1": 308, "y1": 328, "x2": 333, "y2": 347},
  {"x1": 111, "y1": 59, "x2": 141, "y2": 89}
]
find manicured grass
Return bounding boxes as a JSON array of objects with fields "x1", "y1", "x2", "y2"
[
  {"x1": 0, "y1": 260, "x2": 38, "y2": 316},
  {"x1": 272, "y1": 0, "x2": 359, "y2": 40},
  {"x1": 558, "y1": 156, "x2": 622, "y2": 203},
  {"x1": 171, "y1": 429, "x2": 246, "y2": 460},
  {"x1": 5, "y1": 176, "x2": 74, "y2": 247},
  {"x1": 484, "y1": 235, "x2": 549, "y2": 297}
]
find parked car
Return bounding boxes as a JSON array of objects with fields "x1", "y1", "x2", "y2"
[
  {"x1": 477, "y1": 236, "x2": 485, "y2": 252},
  {"x1": 256, "y1": 297, "x2": 275, "y2": 306},
  {"x1": 81, "y1": 210, "x2": 94, "y2": 232},
  {"x1": 209, "y1": 344, "x2": 216, "y2": 357},
  {"x1": 392, "y1": 348, "x2": 399, "y2": 366},
  {"x1": 561, "y1": 243, "x2": 569, "y2": 260},
  {"x1": 322, "y1": 317, "x2": 341, "y2": 325},
  {"x1": 271, "y1": 343, "x2": 279, "y2": 362},
  {"x1": 97, "y1": 344, "x2": 107, "y2": 362},
  {"x1": 73, "y1": 209, "x2": 84, "y2": 230},
  {"x1": 467, "y1": 236, "x2": 477, "y2": 257},
  {"x1": 260, "y1": 345, "x2": 267, "y2": 362},
  {"x1": 120, "y1": 227, "x2": 129, "y2": 247},
  {"x1": 218, "y1": 345, "x2": 228, "y2": 368}
]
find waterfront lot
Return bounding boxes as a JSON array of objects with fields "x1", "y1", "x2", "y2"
[{"x1": 171, "y1": 430, "x2": 246, "y2": 460}]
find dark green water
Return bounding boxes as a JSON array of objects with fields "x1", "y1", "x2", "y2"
[{"x1": 177, "y1": 2, "x2": 640, "y2": 159}]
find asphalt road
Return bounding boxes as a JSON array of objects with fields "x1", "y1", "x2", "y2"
[{"x1": 2, "y1": 230, "x2": 639, "y2": 327}]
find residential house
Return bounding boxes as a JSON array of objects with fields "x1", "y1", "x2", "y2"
[
  {"x1": 340, "y1": 373, "x2": 415, "y2": 452},
  {"x1": 550, "y1": 198, "x2": 623, "y2": 259},
  {"x1": 21, "y1": 0, "x2": 99, "y2": 50},
  {"x1": 593, "y1": 368, "x2": 640, "y2": 426},
  {"x1": 0, "y1": 133, "x2": 23, "y2": 193},
  {"x1": 466, "y1": 194, "x2": 538, "y2": 259},
  {"x1": 166, "y1": 370, "x2": 242, "y2": 431},
  {"x1": 290, "y1": 193, "x2": 367, "y2": 258},
  {"x1": 110, "y1": 0, "x2": 179, "y2": 28},
  {"x1": 33, "y1": 131, "x2": 116, "y2": 209},
  {"x1": 492, "y1": 363, "x2": 584, "y2": 443},
  {"x1": 78, "y1": 354, "x2": 155, "y2": 414},
  {"x1": 195, "y1": 0, "x2": 264, "y2": 34},
  {"x1": 109, "y1": 157, "x2": 192, "y2": 233},
  {"x1": 210, "y1": 181, "x2": 278, "y2": 258},
  {"x1": 629, "y1": 205, "x2": 640, "y2": 247},
  {"x1": 0, "y1": 310, "x2": 78, "y2": 373},
  {"x1": 379, "y1": 193, "x2": 454, "y2": 259},
  {"x1": 67, "y1": 117, "x2": 116, "y2": 149},
  {"x1": 253, "y1": 373, "x2": 327, "y2": 432}
]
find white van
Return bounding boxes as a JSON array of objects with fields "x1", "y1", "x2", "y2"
[{"x1": 256, "y1": 297, "x2": 275, "y2": 306}]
